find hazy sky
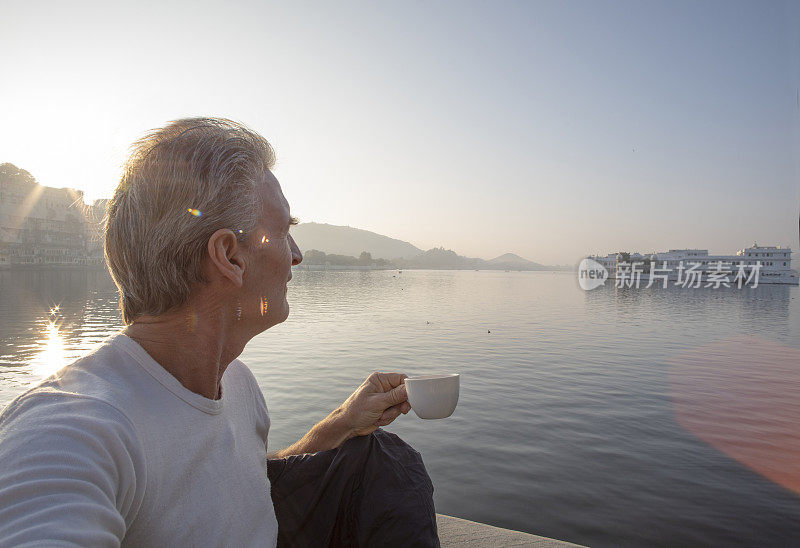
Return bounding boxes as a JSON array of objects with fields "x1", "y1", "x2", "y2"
[{"x1": 2, "y1": 0, "x2": 798, "y2": 264}]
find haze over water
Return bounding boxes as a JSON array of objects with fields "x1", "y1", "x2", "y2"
[{"x1": 1, "y1": 268, "x2": 799, "y2": 546}]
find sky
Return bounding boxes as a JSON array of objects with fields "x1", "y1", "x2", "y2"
[{"x1": 1, "y1": 0, "x2": 798, "y2": 265}]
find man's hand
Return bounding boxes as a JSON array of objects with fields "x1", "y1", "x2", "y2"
[
  {"x1": 268, "y1": 372, "x2": 411, "y2": 459},
  {"x1": 339, "y1": 372, "x2": 412, "y2": 437}
]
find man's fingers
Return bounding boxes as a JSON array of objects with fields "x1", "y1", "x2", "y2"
[
  {"x1": 377, "y1": 404, "x2": 403, "y2": 426},
  {"x1": 381, "y1": 383, "x2": 407, "y2": 407},
  {"x1": 368, "y1": 372, "x2": 407, "y2": 392}
]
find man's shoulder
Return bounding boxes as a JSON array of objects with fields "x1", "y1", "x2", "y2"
[
  {"x1": 0, "y1": 372, "x2": 146, "y2": 546},
  {"x1": 0, "y1": 387, "x2": 136, "y2": 435},
  {"x1": 0, "y1": 385, "x2": 143, "y2": 475},
  {"x1": 227, "y1": 357, "x2": 258, "y2": 385},
  {"x1": 226, "y1": 358, "x2": 270, "y2": 426},
  {"x1": 226, "y1": 358, "x2": 266, "y2": 399},
  {"x1": 1, "y1": 334, "x2": 142, "y2": 430}
]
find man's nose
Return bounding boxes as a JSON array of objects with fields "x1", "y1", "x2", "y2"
[{"x1": 289, "y1": 234, "x2": 303, "y2": 266}]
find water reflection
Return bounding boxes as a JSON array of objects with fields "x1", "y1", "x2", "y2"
[
  {"x1": 30, "y1": 320, "x2": 67, "y2": 378},
  {"x1": 584, "y1": 282, "x2": 793, "y2": 341},
  {"x1": 1, "y1": 269, "x2": 799, "y2": 545},
  {"x1": 0, "y1": 269, "x2": 121, "y2": 402}
]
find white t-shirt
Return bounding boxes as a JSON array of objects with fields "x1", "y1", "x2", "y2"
[{"x1": 0, "y1": 333, "x2": 279, "y2": 547}]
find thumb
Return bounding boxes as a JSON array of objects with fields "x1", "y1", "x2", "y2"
[{"x1": 382, "y1": 383, "x2": 407, "y2": 407}]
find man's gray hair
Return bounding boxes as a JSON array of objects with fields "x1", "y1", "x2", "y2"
[{"x1": 104, "y1": 117, "x2": 275, "y2": 324}]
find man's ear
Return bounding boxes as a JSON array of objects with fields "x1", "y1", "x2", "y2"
[{"x1": 207, "y1": 229, "x2": 245, "y2": 287}]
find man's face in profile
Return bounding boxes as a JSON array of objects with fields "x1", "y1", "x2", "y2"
[{"x1": 238, "y1": 170, "x2": 302, "y2": 333}]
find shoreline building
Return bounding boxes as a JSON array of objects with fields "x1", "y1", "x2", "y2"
[
  {"x1": 0, "y1": 163, "x2": 105, "y2": 268},
  {"x1": 588, "y1": 244, "x2": 798, "y2": 285}
]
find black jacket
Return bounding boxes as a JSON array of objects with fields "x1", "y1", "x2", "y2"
[{"x1": 268, "y1": 429, "x2": 439, "y2": 547}]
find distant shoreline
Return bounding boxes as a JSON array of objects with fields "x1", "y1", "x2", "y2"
[
  {"x1": 292, "y1": 264, "x2": 572, "y2": 272},
  {"x1": 0, "y1": 264, "x2": 107, "y2": 272},
  {"x1": 0, "y1": 264, "x2": 573, "y2": 273}
]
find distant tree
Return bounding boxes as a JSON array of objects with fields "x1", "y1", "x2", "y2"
[
  {"x1": 358, "y1": 251, "x2": 372, "y2": 265},
  {"x1": 303, "y1": 249, "x2": 327, "y2": 264},
  {"x1": 0, "y1": 163, "x2": 37, "y2": 185},
  {"x1": 326, "y1": 254, "x2": 359, "y2": 266}
]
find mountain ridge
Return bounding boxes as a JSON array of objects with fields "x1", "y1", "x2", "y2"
[
  {"x1": 488, "y1": 253, "x2": 546, "y2": 269},
  {"x1": 292, "y1": 222, "x2": 558, "y2": 270},
  {"x1": 291, "y1": 222, "x2": 423, "y2": 260}
]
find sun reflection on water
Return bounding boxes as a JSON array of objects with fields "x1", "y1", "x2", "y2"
[{"x1": 30, "y1": 319, "x2": 68, "y2": 379}]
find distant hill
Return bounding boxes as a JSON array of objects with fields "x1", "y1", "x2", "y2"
[
  {"x1": 393, "y1": 248, "x2": 551, "y2": 270},
  {"x1": 397, "y1": 247, "x2": 484, "y2": 269},
  {"x1": 291, "y1": 222, "x2": 423, "y2": 260},
  {"x1": 292, "y1": 222, "x2": 560, "y2": 270},
  {"x1": 488, "y1": 253, "x2": 546, "y2": 270}
]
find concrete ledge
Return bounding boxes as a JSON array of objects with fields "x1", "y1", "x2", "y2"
[{"x1": 437, "y1": 514, "x2": 583, "y2": 547}]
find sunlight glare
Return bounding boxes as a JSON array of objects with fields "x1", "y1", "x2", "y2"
[
  {"x1": 30, "y1": 320, "x2": 68, "y2": 379},
  {"x1": 11, "y1": 184, "x2": 46, "y2": 231}
]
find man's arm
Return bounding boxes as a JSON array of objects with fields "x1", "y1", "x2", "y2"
[
  {"x1": 269, "y1": 372, "x2": 411, "y2": 458},
  {"x1": 0, "y1": 394, "x2": 144, "y2": 547}
]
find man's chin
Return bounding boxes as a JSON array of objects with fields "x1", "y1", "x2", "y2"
[
  {"x1": 280, "y1": 301, "x2": 290, "y2": 322},
  {"x1": 271, "y1": 299, "x2": 291, "y2": 324},
  {"x1": 246, "y1": 301, "x2": 289, "y2": 336}
]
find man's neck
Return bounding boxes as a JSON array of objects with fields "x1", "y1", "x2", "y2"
[{"x1": 123, "y1": 300, "x2": 248, "y2": 400}]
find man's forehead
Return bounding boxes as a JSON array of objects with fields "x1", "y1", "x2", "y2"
[{"x1": 258, "y1": 170, "x2": 291, "y2": 221}]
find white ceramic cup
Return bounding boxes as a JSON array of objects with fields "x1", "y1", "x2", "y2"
[{"x1": 404, "y1": 374, "x2": 460, "y2": 419}]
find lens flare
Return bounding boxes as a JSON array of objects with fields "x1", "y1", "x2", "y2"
[
  {"x1": 260, "y1": 297, "x2": 269, "y2": 316},
  {"x1": 187, "y1": 310, "x2": 198, "y2": 331},
  {"x1": 261, "y1": 235, "x2": 269, "y2": 245},
  {"x1": 187, "y1": 208, "x2": 202, "y2": 217},
  {"x1": 670, "y1": 335, "x2": 800, "y2": 495}
]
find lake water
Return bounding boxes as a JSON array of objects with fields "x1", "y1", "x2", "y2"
[{"x1": 1, "y1": 268, "x2": 799, "y2": 546}]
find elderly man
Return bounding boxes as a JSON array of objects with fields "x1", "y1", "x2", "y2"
[{"x1": 0, "y1": 118, "x2": 438, "y2": 546}]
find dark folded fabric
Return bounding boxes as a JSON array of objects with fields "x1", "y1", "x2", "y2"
[{"x1": 267, "y1": 429, "x2": 439, "y2": 548}]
